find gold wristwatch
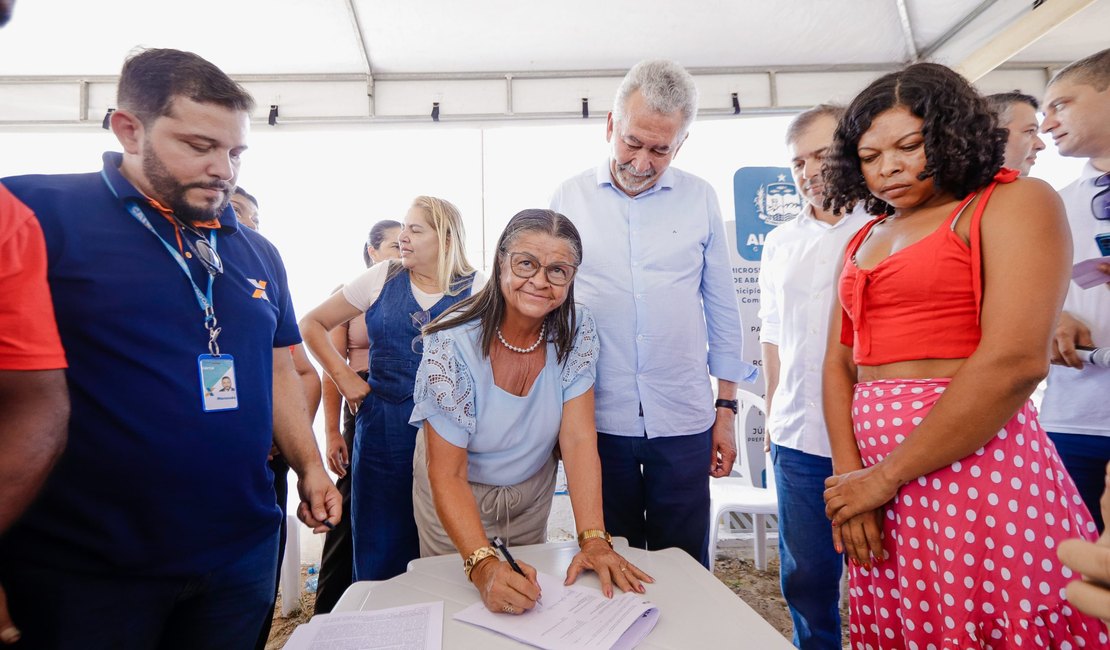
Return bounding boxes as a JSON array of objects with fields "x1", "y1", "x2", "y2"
[
  {"x1": 463, "y1": 546, "x2": 499, "y2": 581},
  {"x1": 577, "y1": 529, "x2": 613, "y2": 548}
]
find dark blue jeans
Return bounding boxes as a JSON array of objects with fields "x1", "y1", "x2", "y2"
[
  {"x1": 351, "y1": 396, "x2": 420, "y2": 581},
  {"x1": 772, "y1": 443, "x2": 843, "y2": 650},
  {"x1": 1047, "y1": 431, "x2": 1110, "y2": 532},
  {"x1": 596, "y1": 429, "x2": 712, "y2": 568},
  {"x1": 0, "y1": 530, "x2": 279, "y2": 650}
]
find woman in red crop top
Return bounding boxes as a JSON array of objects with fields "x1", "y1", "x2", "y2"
[{"x1": 819, "y1": 63, "x2": 1105, "y2": 648}]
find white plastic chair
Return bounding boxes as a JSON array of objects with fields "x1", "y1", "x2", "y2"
[{"x1": 708, "y1": 389, "x2": 778, "y2": 570}]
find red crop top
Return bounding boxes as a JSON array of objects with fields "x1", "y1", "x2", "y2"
[{"x1": 838, "y1": 169, "x2": 1019, "y2": 365}]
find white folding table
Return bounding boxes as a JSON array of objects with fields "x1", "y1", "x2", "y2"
[{"x1": 334, "y1": 538, "x2": 792, "y2": 649}]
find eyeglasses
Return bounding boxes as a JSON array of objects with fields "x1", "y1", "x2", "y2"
[
  {"x1": 410, "y1": 309, "x2": 431, "y2": 354},
  {"x1": 1094, "y1": 172, "x2": 1110, "y2": 221},
  {"x1": 504, "y1": 251, "x2": 577, "y2": 287}
]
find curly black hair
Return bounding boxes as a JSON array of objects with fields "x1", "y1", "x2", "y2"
[{"x1": 823, "y1": 62, "x2": 1007, "y2": 216}]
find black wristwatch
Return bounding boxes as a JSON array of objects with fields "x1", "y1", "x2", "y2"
[{"x1": 715, "y1": 398, "x2": 739, "y2": 414}]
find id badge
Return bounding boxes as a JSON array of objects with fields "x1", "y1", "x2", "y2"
[{"x1": 198, "y1": 354, "x2": 239, "y2": 412}]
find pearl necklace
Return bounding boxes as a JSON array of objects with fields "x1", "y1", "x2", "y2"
[{"x1": 496, "y1": 323, "x2": 546, "y2": 354}]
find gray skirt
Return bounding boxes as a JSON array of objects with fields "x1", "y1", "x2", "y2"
[{"x1": 412, "y1": 428, "x2": 558, "y2": 558}]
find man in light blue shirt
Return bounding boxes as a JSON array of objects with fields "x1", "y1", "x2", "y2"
[{"x1": 551, "y1": 59, "x2": 755, "y2": 566}]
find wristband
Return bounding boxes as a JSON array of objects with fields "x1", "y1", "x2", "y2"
[{"x1": 715, "y1": 398, "x2": 739, "y2": 414}]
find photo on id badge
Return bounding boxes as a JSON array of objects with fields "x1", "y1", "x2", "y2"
[{"x1": 199, "y1": 354, "x2": 239, "y2": 412}]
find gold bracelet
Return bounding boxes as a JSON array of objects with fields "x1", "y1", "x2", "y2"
[
  {"x1": 577, "y1": 529, "x2": 612, "y2": 548},
  {"x1": 463, "y1": 546, "x2": 499, "y2": 581}
]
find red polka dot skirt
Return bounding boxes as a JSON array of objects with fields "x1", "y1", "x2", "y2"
[{"x1": 848, "y1": 379, "x2": 1108, "y2": 649}]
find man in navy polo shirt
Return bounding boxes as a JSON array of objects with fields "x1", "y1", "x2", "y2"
[{"x1": 0, "y1": 48, "x2": 339, "y2": 649}]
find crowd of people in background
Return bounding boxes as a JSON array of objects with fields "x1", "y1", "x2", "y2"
[{"x1": 0, "y1": 21, "x2": 1108, "y2": 650}]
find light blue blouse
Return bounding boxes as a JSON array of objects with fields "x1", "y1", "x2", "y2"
[{"x1": 409, "y1": 306, "x2": 599, "y2": 486}]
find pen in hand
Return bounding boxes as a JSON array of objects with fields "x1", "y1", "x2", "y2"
[
  {"x1": 491, "y1": 536, "x2": 541, "y2": 603},
  {"x1": 490, "y1": 536, "x2": 525, "y2": 576}
]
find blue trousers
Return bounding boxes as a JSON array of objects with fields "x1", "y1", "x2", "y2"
[
  {"x1": 351, "y1": 395, "x2": 421, "y2": 581},
  {"x1": 772, "y1": 443, "x2": 843, "y2": 650},
  {"x1": 0, "y1": 530, "x2": 279, "y2": 650},
  {"x1": 596, "y1": 429, "x2": 712, "y2": 567},
  {"x1": 1047, "y1": 432, "x2": 1110, "y2": 532}
]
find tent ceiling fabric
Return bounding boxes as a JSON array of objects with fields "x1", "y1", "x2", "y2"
[{"x1": 0, "y1": 0, "x2": 1106, "y2": 126}]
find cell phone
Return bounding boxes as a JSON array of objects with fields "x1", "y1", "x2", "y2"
[{"x1": 1097, "y1": 232, "x2": 1110, "y2": 257}]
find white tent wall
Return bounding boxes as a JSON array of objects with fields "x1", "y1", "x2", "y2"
[{"x1": 0, "y1": 64, "x2": 1079, "y2": 126}]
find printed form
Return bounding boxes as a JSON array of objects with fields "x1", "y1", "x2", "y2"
[{"x1": 454, "y1": 572, "x2": 659, "y2": 649}]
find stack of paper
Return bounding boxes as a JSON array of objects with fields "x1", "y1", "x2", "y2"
[
  {"x1": 453, "y1": 573, "x2": 659, "y2": 650},
  {"x1": 283, "y1": 601, "x2": 443, "y2": 650}
]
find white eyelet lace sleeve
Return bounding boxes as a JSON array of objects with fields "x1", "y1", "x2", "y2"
[
  {"x1": 411, "y1": 329, "x2": 476, "y2": 442},
  {"x1": 561, "y1": 305, "x2": 599, "y2": 401}
]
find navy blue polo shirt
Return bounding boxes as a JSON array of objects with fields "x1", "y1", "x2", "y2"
[{"x1": 0, "y1": 152, "x2": 300, "y2": 576}]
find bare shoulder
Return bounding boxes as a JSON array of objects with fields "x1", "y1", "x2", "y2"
[
  {"x1": 982, "y1": 177, "x2": 1065, "y2": 219},
  {"x1": 975, "y1": 178, "x2": 1066, "y2": 239}
]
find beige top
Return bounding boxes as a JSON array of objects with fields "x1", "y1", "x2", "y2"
[{"x1": 342, "y1": 315, "x2": 370, "y2": 373}]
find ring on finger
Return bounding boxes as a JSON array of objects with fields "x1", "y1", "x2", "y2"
[
  {"x1": 502, "y1": 604, "x2": 515, "y2": 614},
  {"x1": 619, "y1": 565, "x2": 628, "y2": 572}
]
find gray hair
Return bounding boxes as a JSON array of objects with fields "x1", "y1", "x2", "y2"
[
  {"x1": 1050, "y1": 48, "x2": 1110, "y2": 92},
  {"x1": 785, "y1": 104, "x2": 845, "y2": 146},
  {"x1": 612, "y1": 59, "x2": 699, "y2": 136}
]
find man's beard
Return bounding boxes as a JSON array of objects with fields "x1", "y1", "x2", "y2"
[
  {"x1": 142, "y1": 139, "x2": 232, "y2": 223},
  {"x1": 611, "y1": 160, "x2": 657, "y2": 194}
]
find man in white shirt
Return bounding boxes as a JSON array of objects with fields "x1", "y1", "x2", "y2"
[
  {"x1": 1039, "y1": 47, "x2": 1110, "y2": 531},
  {"x1": 550, "y1": 60, "x2": 754, "y2": 566},
  {"x1": 758, "y1": 105, "x2": 870, "y2": 649},
  {"x1": 985, "y1": 91, "x2": 1046, "y2": 177}
]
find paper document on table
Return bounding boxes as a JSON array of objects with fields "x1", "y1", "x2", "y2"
[
  {"x1": 454, "y1": 572, "x2": 659, "y2": 650},
  {"x1": 1072, "y1": 255, "x2": 1110, "y2": 289},
  {"x1": 283, "y1": 601, "x2": 443, "y2": 650}
]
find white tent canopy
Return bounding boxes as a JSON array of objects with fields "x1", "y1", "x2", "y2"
[{"x1": 1, "y1": 0, "x2": 1108, "y2": 127}]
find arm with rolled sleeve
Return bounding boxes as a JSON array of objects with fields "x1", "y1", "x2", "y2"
[
  {"x1": 700, "y1": 188, "x2": 755, "y2": 385},
  {"x1": 698, "y1": 189, "x2": 755, "y2": 477}
]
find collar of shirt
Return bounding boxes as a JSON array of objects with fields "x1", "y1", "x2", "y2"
[
  {"x1": 100, "y1": 151, "x2": 240, "y2": 233},
  {"x1": 1079, "y1": 160, "x2": 1109, "y2": 186},
  {"x1": 593, "y1": 158, "x2": 676, "y2": 199},
  {"x1": 795, "y1": 202, "x2": 866, "y2": 231}
]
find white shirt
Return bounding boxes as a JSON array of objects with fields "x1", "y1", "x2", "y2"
[
  {"x1": 1039, "y1": 161, "x2": 1110, "y2": 437},
  {"x1": 342, "y1": 261, "x2": 487, "y2": 312},
  {"x1": 758, "y1": 204, "x2": 871, "y2": 456}
]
